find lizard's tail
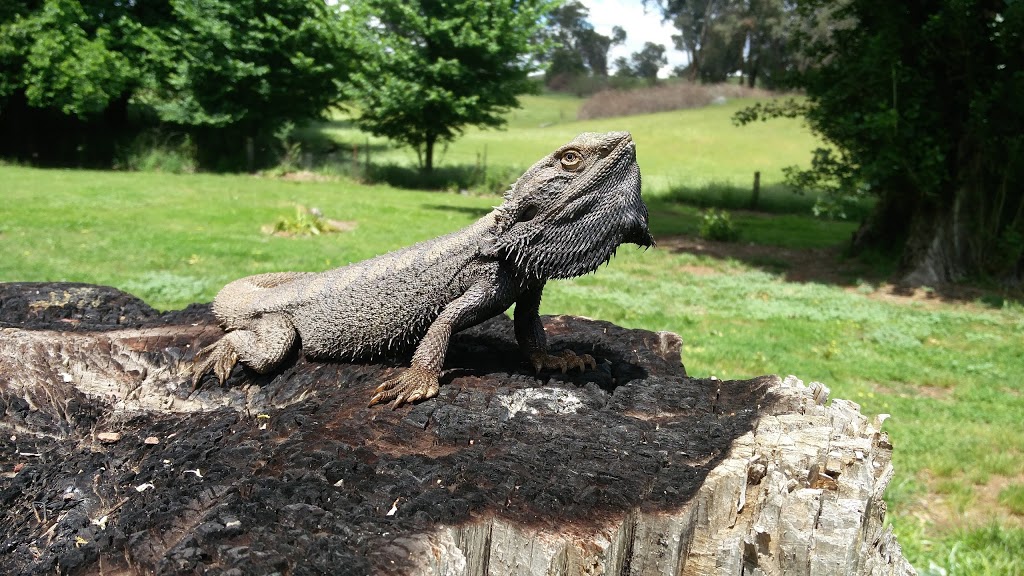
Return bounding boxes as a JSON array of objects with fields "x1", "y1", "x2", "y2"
[{"x1": 212, "y1": 271, "x2": 314, "y2": 324}]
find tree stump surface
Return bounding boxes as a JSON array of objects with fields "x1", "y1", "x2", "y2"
[{"x1": 0, "y1": 282, "x2": 915, "y2": 575}]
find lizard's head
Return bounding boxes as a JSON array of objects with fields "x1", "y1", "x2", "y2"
[{"x1": 487, "y1": 131, "x2": 653, "y2": 280}]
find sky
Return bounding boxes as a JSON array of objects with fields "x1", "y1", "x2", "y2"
[{"x1": 580, "y1": 0, "x2": 689, "y2": 76}]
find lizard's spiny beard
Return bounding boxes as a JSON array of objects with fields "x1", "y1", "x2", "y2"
[{"x1": 487, "y1": 132, "x2": 653, "y2": 281}]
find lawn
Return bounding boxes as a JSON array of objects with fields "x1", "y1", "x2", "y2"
[
  {"x1": 2, "y1": 94, "x2": 1023, "y2": 574},
  {"x1": 314, "y1": 93, "x2": 821, "y2": 195}
]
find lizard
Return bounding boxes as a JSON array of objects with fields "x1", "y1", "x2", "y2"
[{"x1": 191, "y1": 131, "x2": 654, "y2": 408}]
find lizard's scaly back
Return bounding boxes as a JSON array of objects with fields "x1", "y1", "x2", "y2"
[{"x1": 486, "y1": 131, "x2": 652, "y2": 280}]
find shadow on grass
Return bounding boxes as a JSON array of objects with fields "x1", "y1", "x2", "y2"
[
  {"x1": 367, "y1": 163, "x2": 486, "y2": 191},
  {"x1": 657, "y1": 233, "x2": 1023, "y2": 309},
  {"x1": 293, "y1": 121, "x2": 393, "y2": 156},
  {"x1": 663, "y1": 181, "x2": 873, "y2": 221},
  {"x1": 423, "y1": 204, "x2": 493, "y2": 219}
]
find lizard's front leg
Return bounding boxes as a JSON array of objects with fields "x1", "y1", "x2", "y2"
[
  {"x1": 514, "y1": 284, "x2": 596, "y2": 374},
  {"x1": 369, "y1": 278, "x2": 509, "y2": 408}
]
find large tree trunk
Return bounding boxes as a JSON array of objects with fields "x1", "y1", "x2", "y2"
[
  {"x1": 868, "y1": 150, "x2": 1023, "y2": 287},
  {"x1": 0, "y1": 283, "x2": 916, "y2": 575},
  {"x1": 898, "y1": 189, "x2": 972, "y2": 286}
]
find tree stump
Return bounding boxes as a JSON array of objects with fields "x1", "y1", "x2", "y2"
[{"x1": 0, "y1": 283, "x2": 915, "y2": 575}]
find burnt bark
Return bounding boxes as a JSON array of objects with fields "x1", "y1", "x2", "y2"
[{"x1": 0, "y1": 282, "x2": 915, "y2": 575}]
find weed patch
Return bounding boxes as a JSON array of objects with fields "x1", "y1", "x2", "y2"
[
  {"x1": 697, "y1": 209, "x2": 740, "y2": 242},
  {"x1": 264, "y1": 205, "x2": 356, "y2": 237}
]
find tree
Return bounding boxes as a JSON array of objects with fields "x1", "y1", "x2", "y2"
[
  {"x1": 146, "y1": 0, "x2": 356, "y2": 166},
  {"x1": 0, "y1": 0, "x2": 150, "y2": 164},
  {"x1": 0, "y1": 0, "x2": 356, "y2": 168},
  {"x1": 347, "y1": 0, "x2": 555, "y2": 172},
  {"x1": 656, "y1": 0, "x2": 727, "y2": 81},
  {"x1": 614, "y1": 42, "x2": 669, "y2": 84},
  {"x1": 739, "y1": 0, "x2": 799, "y2": 89},
  {"x1": 738, "y1": 0, "x2": 1024, "y2": 284},
  {"x1": 650, "y1": 0, "x2": 798, "y2": 87},
  {"x1": 539, "y1": 1, "x2": 625, "y2": 90}
]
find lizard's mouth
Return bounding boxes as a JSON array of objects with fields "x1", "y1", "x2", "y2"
[{"x1": 617, "y1": 151, "x2": 654, "y2": 248}]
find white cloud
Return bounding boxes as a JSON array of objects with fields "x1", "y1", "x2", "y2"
[{"x1": 581, "y1": 0, "x2": 688, "y2": 77}]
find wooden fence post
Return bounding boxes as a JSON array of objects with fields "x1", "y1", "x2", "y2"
[{"x1": 751, "y1": 170, "x2": 761, "y2": 210}]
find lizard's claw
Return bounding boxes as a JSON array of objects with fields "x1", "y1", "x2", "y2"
[
  {"x1": 530, "y1": 350, "x2": 597, "y2": 375},
  {"x1": 190, "y1": 340, "x2": 239, "y2": 389},
  {"x1": 369, "y1": 365, "x2": 440, "y2": 409}
]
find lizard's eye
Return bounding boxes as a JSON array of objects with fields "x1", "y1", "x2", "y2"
[{"x1": 560, "y1": 150, "x2": 583, "y2": 171}]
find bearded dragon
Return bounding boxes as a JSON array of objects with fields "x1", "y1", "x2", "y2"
[{"x1": 192, "y1": 131, "x2": 653, "y2": 407}]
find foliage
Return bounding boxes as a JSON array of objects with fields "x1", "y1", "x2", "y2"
[
  {"x1": 0, "y1": 0, "x2": 134, "y2": 117},
  {"x1": 698, "y1": 208, "x2": 740, "y2": 241},
  {"x1": 613, "y1": 42, "x2": 668, "y2": 85},
  {"x1": 538, "y1": 0, "x2": 625, "y2": 93},
  {"x1": 0, "y1": 0, "x2": 357, "y2": 169},
  {"x1": 649, "y1": 0, "x2": 799, "y2": 88},
  {"x1": 147, "y1": 0, "x2": 354, "y2": 137},
  {"x1": 737, "y1": 0, "x2": 1024, "y2": 284},
  {"x1": 273, "y1": 121, "x2": 304, "y2": 173},
  {"x1": 781, "y1": 148, "x2": 868, "y2": 220},
  {"x1": 345, "y1": 0, "x2": 555, "y2": 172}
]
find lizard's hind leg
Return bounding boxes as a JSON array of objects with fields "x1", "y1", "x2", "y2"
[{"x1": 192, "y1": 313, "x2": 298, "y2": 386}]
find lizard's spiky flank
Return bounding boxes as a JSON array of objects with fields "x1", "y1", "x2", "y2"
[{"x1": 192, "y1": 132, "x2": 653, "y2": 407}]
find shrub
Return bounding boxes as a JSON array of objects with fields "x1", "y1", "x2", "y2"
[{"x1": 698, "y1": 208, "x2": 740, "y2": 242}]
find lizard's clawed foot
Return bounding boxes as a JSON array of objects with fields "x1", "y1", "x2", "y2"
[
  {"x1": 190, "y1": 340, "x2": 239, "y2": 389},
  {"x1": 369, "y1": 365, "x2": 440, "y2": 409},
  {"x1": 530, "y1": 349, "x2": 597, "y2": 375}
]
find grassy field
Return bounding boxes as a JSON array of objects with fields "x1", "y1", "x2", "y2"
[
  {"x1": 312, "y1": 93, "x2": 821, "y2": 196},
  {"x1": 2, "y1": 94, "x2": 1023, "y2": 574}
]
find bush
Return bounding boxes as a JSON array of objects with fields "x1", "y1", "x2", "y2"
[{"x1": 698, "y1": 208, "x2": 740, "y2": 242}]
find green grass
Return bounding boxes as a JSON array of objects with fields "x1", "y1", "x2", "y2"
[
  {"x1": 0, "y1": 167, "x2": 494, "y2": 309},
  {"x1": 2, "y1": 92, "x2": 1023, "y2": 572},
  {"x1": 314, "y1": 94, "x2": 820, "y2": 196},
  {"x1": 1000, "y1": 484, "x2": 1024, "y2": 516}
]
